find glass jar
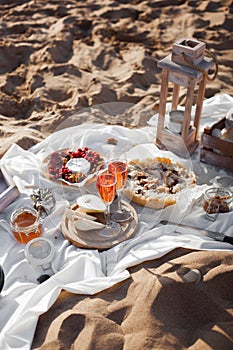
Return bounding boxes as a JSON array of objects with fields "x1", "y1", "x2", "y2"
[
  {"x1": 10, "y1": 207, "x2": 42, "y2": 244},
  {"x1": 203, "y1": 187, "x2": 232, "y2": 221},
  {"x1": 24, "y1": 237, "x2": 56, "y2": 275},
  {"x1": 169, "y1": 110, "x2": 184, "y2": 134}
]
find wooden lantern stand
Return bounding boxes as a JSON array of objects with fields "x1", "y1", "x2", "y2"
[{"x1": 155, "y1": 38, "x2": 216, "y2": 157}]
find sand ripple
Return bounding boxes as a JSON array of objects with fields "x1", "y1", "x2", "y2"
[{"x1": 0, "y1": 0, "x2": 232, "y2": 156}]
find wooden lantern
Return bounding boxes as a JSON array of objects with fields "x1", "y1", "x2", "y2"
[{"x1": 156, "y1": 38, "x2": 215, "y2": 157}]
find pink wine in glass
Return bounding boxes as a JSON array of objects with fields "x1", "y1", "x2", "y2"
[
  {"x1": 97, "y1": 173, "x2": 116, "y2": 204},
  {"x1": 109, "y1": 161, "x2": 127, "y2": 190},
  {"x1": 96, "y1": 170, "x2": 121, "y2": 237},
  {"x1": 108, "y1": 157, "x2": 132, "y2": 223}
]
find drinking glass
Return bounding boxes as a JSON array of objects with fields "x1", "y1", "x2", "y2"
[
  {"x1": 96, "y1": 167, "x2": 121, "y2": 237},
  {"x1": 108, "y1": 151, "x2": 132, "y2": 222},
  {"x1": 10, "y1": 207, "x2": 42, "y2": 244}
]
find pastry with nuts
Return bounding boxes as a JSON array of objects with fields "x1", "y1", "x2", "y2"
[{"x1": 124, "y1": 157, "x2": 196, "y2": 209}]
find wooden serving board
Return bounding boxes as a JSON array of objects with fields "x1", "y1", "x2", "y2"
[{"x1": 61, "y1": 201, "x2": 138, "y2": 250}]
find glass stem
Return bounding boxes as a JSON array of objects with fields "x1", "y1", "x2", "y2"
[
  {"x1": 117, "y1": 190, "x2": 123, "y2": 212},
  {"x1": 105, "y1": 204, "x2": 111, "y2": 228}
]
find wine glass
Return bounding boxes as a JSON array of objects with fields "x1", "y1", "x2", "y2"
[
  {"x1": 108, "y1": 151, "x2": 132, "y2": 222},
  {"x1": 96, "y1": 166, "x2": 121, "y2": 237}
]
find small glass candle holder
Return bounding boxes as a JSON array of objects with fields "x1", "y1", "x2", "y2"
[
  {"x1": 10, "y1": 207, "x2": 42, "y2": 244},
  {"x1": 24, "y1": 237, "x2": 56, "y2": 275},
  {"x1": 169, "y1": 110, "x2": 184, "y2": 134},
  {"x1": 203, "y1": 187, "x2": 232, "y2": 221}
]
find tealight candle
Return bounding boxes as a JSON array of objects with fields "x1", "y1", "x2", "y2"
[{"x1": 66, "y1": 158, "x2": 90, "y2": 174}]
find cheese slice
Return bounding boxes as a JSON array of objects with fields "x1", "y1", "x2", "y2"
[
  {"x1": 74, "y1": 209, "x2": 97, "y2": 221},
  {"x1": 74, "y1": 217, "x2": 105, "y2": 231},
  {"x1": 61, "y1": 207, "x2": 105, "y2": 234},
  {"x1": 76, "y1": 194, "x2": 106, "y2": 213}
]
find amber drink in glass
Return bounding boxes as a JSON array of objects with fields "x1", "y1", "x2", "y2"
[{"x1": 10, "y1": 207, "x2": 42, "y2": 244}]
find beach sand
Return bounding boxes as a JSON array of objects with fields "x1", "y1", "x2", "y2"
[
  {"x1": 32, "y1": 249, "x2": 233, "y2": 350},
  {"x1": 1, "y1": 0, "x2": 233, "y2": 157},
  {"x1": 0, "y1": 0, "x2": 233, "y2": 349}
]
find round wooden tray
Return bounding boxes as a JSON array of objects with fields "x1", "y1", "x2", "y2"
[{"x1": 61, "y1": 201, "x2": 138, "y2": 250}]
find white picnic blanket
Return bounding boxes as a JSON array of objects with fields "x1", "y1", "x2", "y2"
[{"x1": 0, "y1": 94, "x2": 233, "y2": 350}]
